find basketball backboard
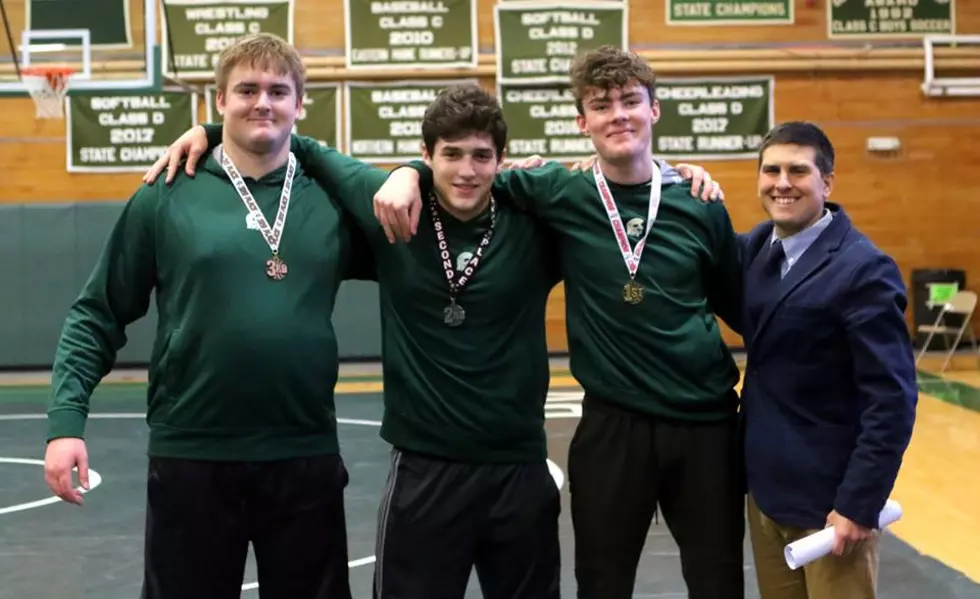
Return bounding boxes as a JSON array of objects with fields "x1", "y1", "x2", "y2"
[{"x1": 0, "y1": 0, "x2": 159, "y2": 95}]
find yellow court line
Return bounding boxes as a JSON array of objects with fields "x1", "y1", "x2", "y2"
[{"x1": 888, "y1": 392, "x2": 980, "y2": 583}]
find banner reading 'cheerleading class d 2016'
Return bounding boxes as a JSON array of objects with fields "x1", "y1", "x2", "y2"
[
  {"x1": 161, "y1": 0, "x2": 294, "y2": 78},
  {"x1": 205, "y1": 84, "x2": 342, "y2": 148},
  {"x1": 653, "y1": 77, "x2": 774, "y2": 160},
  {"x1": 66, "y1": 91, "x2": 198, "y2": 172},
  {"x1": 494, "y1": 1, "x2": 628, "y2": 84},
  {"x1": 344, "y1": 80, "x2": 478, "y2": 163},
  {"x1": 828, "y1": 0, "x2": 953, "y2": 38},
  {"x1": 666, "y1": 0, "x2": 793, "y2": 25},
  {"x1": 344, "y1": 0, "x2": 477, "y2": 69},
  {"x1": 497, "y1": 83, "x2": 595, "y2": 161}
]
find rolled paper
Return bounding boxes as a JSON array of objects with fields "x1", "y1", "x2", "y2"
[{"x1": 784, "y1": 500, "x2": 903, "y2": 570}]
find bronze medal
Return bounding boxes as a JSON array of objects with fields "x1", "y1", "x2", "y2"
[{"x1": 266, "y1": 254, "x2": 288, "y2": 280}]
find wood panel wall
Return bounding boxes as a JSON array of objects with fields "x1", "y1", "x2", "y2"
[{"x1": 1, "y1": 0, "x2": 978, "y2": 352}]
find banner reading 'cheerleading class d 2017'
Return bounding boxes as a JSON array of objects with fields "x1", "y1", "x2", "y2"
[
  {"x1": 494, "y1": 1, "x2": 628, "y2": 84},
  {"x1": 828, "y1": 0, "x2": 953, "y2": 38},
  {"x1": 344, "y1": 0, "x2": 477, "y2": 69},
  {"x1": 653, "y1": 77, "x2": 774, "y2": 160},
  {"x1": 666, "y1": 0, "x2": 793, "y2": 25},
  {"x1": 205, "y1": 84, "x2": 342, "y2": 148},
  {"x1": 66, "y1": 91, "x2": 197, "y2": 172},
  {"x1": 497, "y1": 83, "x2": 595, "y2": 161},
  {"x1": 161, "y1": 0, "x2": 294, "y2": 78},
  {"x1": 345, "y1": 80, "x2": 477, "y2": 163}
]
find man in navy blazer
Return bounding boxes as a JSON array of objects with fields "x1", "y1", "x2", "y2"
[{"x1": 739, "y1": 121, "x2": 917, "y2": 599}]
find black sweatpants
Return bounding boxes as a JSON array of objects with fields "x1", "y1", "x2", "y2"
[
  {"x1": 373, "y1": 449, "x2": 561, "y2": 599},
  {"x1": 569, "y1": 394, "x2": 745, "y2": 599},
  {"x1": 140, "y1": 454, "x2": 352, "y2": 599}
]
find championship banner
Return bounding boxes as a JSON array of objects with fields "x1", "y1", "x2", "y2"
[
  {"x1": 653, "y1": 77, "x2": 774, "y2": 160},
  {"x1": 27, "y1": 0, "x2": 133, "y2": 47},
  {"x1": 344, "y1": 0, "x2": 477, "y2": 69},
  {"x1": 205, "y1": 84, "x2": 342, "y2": 148},
  {"x1": 494, "y1": 1, "x2": 627, "y2": 84},
  {"x1": 66, "y1": 91, "x2": 198, "y2": 172},
  {"x1": 161, "y1": 0, "x2": 294, "y2": 78},
  {"x1": 345, "y1": 80, "x2": 477, "y2": 163},
  {"x1": 667, "y1": 0, "x2": 793, "y2": 25},
  {"x1": 828, "y1": 0, "x2": 953, "y2": 37},
  {"x1": 497, "y1": 83, "x2": 594, "y2": 160}
]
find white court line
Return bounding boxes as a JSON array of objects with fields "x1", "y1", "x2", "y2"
[{"x1": 0, "y1": 395, "x2": 579, "y2": 593}]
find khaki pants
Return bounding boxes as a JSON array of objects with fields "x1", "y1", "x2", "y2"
[{"x1": 747, "y1": 494, "x2": 879, "y2": 599}]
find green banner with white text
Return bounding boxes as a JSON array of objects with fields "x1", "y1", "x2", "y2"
[
  {"x1": 667, "y1": 0, "x2": 793, "y2": 25},
  {"x1": 344, "y1": 0, "x2": 477, "y2": 69},
  {"x1": 494, "y1": 1, "x2": 627, "y2": 84},
  {"x1": 67, "y1": 92, "x2": 197, "y2": 172},
  {"x1": 205, "y1": 85, "x2": 342, "y2": 148},
  {"x1": 161, "y1": 0, "x2": 294, "y2": 78},
  {"x1": 497, "y1": 83, "x2": 594, "y2": 160},
  {"x1": 828, "y1": 0, "x2": 953, "y2": 37},
  {"x1": 345, "y1": 80, "x2": 476, "y2": 163},
  {"x1": 652, "y1": 77, "x2": 773, "y2": 160}
]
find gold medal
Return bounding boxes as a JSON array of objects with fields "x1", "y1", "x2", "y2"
[{"x1": 623, "y1": 280, "x2": 644, "y2": 305}]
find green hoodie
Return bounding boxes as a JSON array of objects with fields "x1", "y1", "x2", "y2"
[{"x1": 47, "y1": 148, "x2": 374, "y2": 461}]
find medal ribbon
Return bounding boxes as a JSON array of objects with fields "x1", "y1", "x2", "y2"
[
  {"x1": 592, "y1": 160, "x2": 662, "y2": 280},
  {"x1": 428, "y1": 192, "x2": 497, "y2": 301},
  {"x1": 219, "y1": 144, "x2": 297, "y2": 255}
]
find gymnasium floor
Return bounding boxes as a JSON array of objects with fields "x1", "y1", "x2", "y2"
[{"x1": 0, "y1": 356, "x2": 978, "y2": 598}]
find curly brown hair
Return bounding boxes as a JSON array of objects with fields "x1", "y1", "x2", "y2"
[
  {"x1": 421, "y1": 83, "x2": 507, "y2": 158},
  {"x1": 569, "y1": 45, "x2": 657, "y2": 115}
]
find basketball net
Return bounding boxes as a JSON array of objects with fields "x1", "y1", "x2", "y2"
[{"x1": 22, "y1": 66, "x2": 74, "y2": 119}]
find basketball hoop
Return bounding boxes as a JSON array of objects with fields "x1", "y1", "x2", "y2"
[{"x1": 21, "y1": 66, "x2": 74, "y2": 119}]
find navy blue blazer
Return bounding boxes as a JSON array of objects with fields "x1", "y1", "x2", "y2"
[{"x1": 739, "y1": 203, "x2": 917, "y2": 530}]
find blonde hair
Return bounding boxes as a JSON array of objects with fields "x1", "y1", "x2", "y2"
[{"x1": 214, "y1": 33, "x2": 305, "y2": 98}]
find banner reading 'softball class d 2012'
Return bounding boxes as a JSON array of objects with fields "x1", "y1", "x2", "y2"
[{"x1": 494, "y1": 1, "x2": 628, "y2": 84}]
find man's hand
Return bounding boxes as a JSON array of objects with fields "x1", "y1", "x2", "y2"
[
  {"x1": 503, "y1": 154, "x2": 549, "y2": 171},
  {"x1": 44, "y1": 437, "x2": 90, "y2": 506},
  {"x1": 374, "y1": 167, "x2": 423, "y2": 243},
  {"x1": 826, "y1": 510, "x2": 874, "y2": 556},
  {"x1": 142, "y1": 125, "x2": 209, "y2": 185},
  {"x1": 676, "y1": 163, "x2": 724, "y2": 202}
]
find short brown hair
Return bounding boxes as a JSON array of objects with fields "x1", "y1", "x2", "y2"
[
  {"x1": 569, "y1": 45, "x2": 656, "y2": 115},
  {"x1": 759, "y1": 121, "x2": 836, "y2": 175},
  {"x1": 421, "y1": 83, "x2": 507, "y2": 158},
  {"x1": 214, "y1": 33, "x2": 305, "y2": 99}
]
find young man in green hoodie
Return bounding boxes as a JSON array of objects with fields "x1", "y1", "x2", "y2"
[
  {"x1": 374, "y1": 46, "x2": 746, "y2": 599},
  {"x1": 44, "y1": 33, "x2": 371, "y2": 599},
  {"x1": 144, "y1": 80, "x2": 722, "y2": 597}
]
